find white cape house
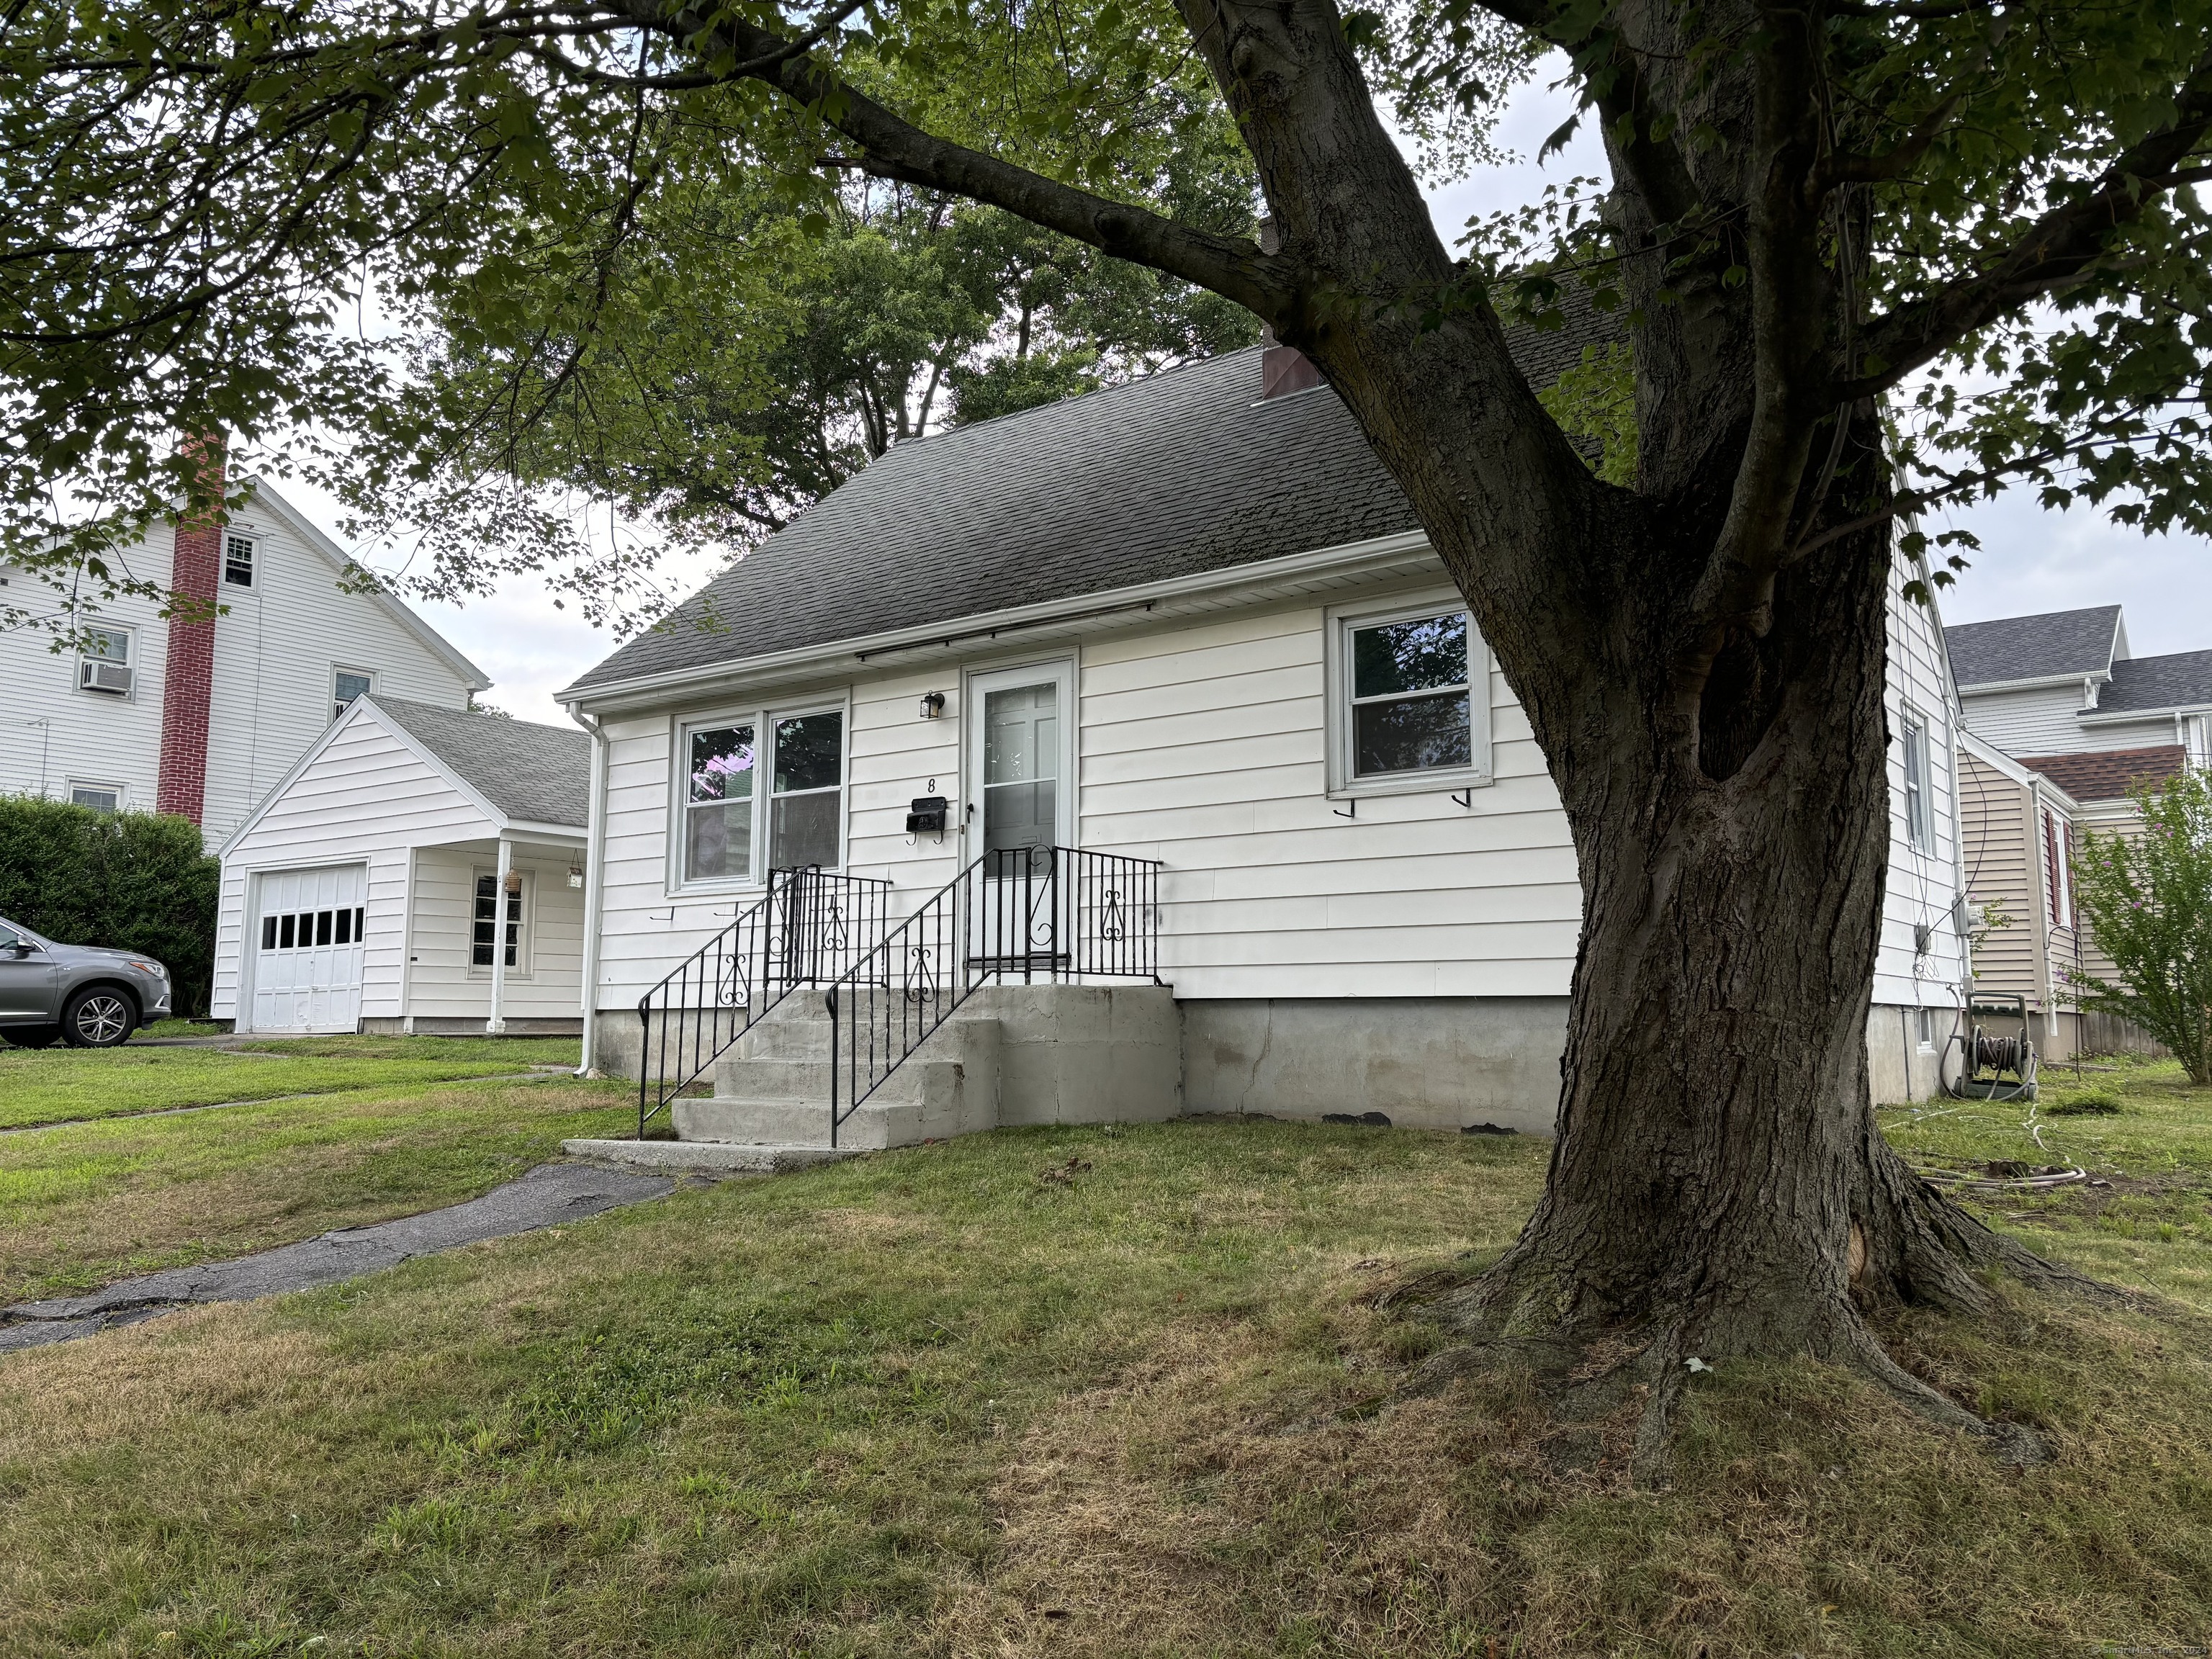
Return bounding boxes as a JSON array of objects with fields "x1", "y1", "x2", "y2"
[
  {"x1": 557, "y1": 338, "x2": 1973, "y2": 1150},
  {"x1": 211, "y1": 696, "x2": 590, "y2": 1035}
]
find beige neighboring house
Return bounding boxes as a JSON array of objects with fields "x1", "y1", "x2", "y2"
[{"x1": 1946, "y1": 605, "x2": 2204, "y2": 1058}]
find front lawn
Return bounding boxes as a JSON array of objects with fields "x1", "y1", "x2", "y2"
[
  {"x1": 0, "y1": 1035, "x2": 580, "y2": 1131},
  {"x1": 0, "y1": 1074, "x2": 630, "y2": 1302},
  {"x1": 1, "y1": 1069, "x2": 2210, "y2": 1656}
]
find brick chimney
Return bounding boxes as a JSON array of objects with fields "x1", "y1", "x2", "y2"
[
  {"x1": 156, "y1": 430, "x2": 225, "y2": 824},
  {"x1": 1257, "y1": 216, "x2": 1323, "y2": 400}
]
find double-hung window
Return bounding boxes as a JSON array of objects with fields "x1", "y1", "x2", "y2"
[
  {"x1": 472, "y1": 873, "x2": 529, "y2": 971},
  {"x1": 1900, "y1": 709, "x2": 1934, "y2": 853},
  {"x1": 1329, "y1": 599, "x2": 1491, "y2": 795},
  {"x1": 679, "y1": 706, "x2": 847, "y2": 886},
  {"x1": 223, "y1": 533, "x2": 256, "y2": 588}
]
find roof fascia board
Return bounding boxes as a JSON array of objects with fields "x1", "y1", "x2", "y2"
[
  {"x1": 216, "y1": 694, "x2": 376, "y2": 858},
  {"x1": 560, "y1": 528, "x2": 1438, "y2": 711},
  {"x1": 1956, "y1": 670, "x2": 2112, "y2": 696},
  {"x1": 239, "y1": 477, "x2": 494, "y2": 692},
  {"x1": 2080, "y1": 703, "x2": 2212, "y2": 725},
  {"x1": 1958, "y1": 729, "x2": 2046, "y2": 788}
]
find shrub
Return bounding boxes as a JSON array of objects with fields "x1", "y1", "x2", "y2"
[
  {"x1": 0, "y1": 796, "x2": 220, "y2": 1017},
  {"x1": 2069, "y1": 768, "x2": 2212, "y2": 1087}
]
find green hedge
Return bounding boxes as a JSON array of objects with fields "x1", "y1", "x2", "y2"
[{"x1": 0, "y1": 796, "x2": 220, "y2": 1017}]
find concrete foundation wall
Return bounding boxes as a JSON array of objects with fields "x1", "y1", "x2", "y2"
[
  {"x1": 973, "y1": 983, "x2": 1182, "y2": 1125},
  {"x1": 363, "y1": 1015, "x2": 581, "y2": 1037},
  {"x1": 1182, "y1": 996, "x2": 1568, "y2": 1134}
]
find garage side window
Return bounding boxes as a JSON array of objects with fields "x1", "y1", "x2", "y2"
[
  {"x1": 685, "y1": 724, "x2": 756, "y2": 882},
  {"x1": 472, "y1": 875, "x2": 526, "y2": 968}
]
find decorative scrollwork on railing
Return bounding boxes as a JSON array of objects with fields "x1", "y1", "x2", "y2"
[
  {"x1": 1100, "y1": 887, "x2": 1125, "y2": 943},
  {"x1": 905, "y1": 943, "x2": 938, "y2": 1003}
]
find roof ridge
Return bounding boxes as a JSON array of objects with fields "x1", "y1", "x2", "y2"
[{"x1": 887, "y1": 345, "x2": 1263, "y2": 452}]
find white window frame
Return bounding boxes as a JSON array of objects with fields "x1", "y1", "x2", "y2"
[
  {"x1": 332, "y1": 665, "x2": 377, "y2": 722},
  {"x1": 222, "y1": 531, "x2": 256, "y2": 589},
  {"x1": 1900, "y1": 706, "x2": 1935, "y2": 854},
  {"x1": 68, "y1": 779, "x2": 125, "y2": 812},
  {"x1": 669, "y1": 693, "x2": 851, "y2": 894},
  {"x1": 1915, "y1": 1007, "x2": 1938, "y2": 1051},
  {"x1": 1324, "y1": 590, "x2": 1493, "y2": 799},
  {"x1": 469, "y1": 866, "x2": 534, "y2": 979},
  {"x1": 75, "y1": 624, "x2": 135, "y2": 701}
]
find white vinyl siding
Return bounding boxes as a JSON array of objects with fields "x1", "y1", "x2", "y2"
[
  {"x1": 588, "y1": 549, "x2": 1969, "y2": 1025},
  {"x1": 202, "y1": 507, "x2": 474, "y2": 846},
  {"x1": 1877, "y1": 569, "x2": 1969, "y2": 1012}
]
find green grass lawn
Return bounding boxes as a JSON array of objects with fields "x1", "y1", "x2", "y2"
[
  {"x1": 0, "y1": 1073, "x2": 631, "y2": 1302},
  {"x1": 0, "y1": 1052, "x2": 2205, "y2": 1655},
  {"x1": 0, "y1": 1035, "x2": 580, "y2": 1131}
]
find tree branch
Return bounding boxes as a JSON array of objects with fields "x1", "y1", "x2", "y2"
[
  {"x1": 625, "y1": 0, "x2": 1295, "y2": 320},
  {"x1": 1849, "y1": 50, "x2": 2212, "y2": 397}
]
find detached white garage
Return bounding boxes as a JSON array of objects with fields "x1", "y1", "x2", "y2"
[{"x1": 212, "y1": 696, "x2": 592, "y2": 1035}]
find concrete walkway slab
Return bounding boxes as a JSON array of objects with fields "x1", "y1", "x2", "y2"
[
  {"x1": 0, "y1": 1161, "x2": 673, "y2": 1352},
  {"x1": 561, "y1": 1138, "x2": 854, "y2": 1174}
]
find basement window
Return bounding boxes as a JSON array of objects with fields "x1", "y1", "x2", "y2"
[{"x1": 68, "y1": 782, "x2": 122, "y2": 812}]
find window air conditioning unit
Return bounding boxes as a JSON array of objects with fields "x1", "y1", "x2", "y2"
[{"x1": 80, "y1": 659, "x2": 133, "y2": 696}]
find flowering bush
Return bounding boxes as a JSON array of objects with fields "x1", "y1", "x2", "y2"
[{"x1": 2068, "y1": 768, "x2": 2212, "y2": 1085}]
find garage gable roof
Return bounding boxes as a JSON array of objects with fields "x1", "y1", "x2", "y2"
[{"x1": 369, "y1": 697, "x2": 591, "y2": 828}]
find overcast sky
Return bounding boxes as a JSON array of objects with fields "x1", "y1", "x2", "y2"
[{"x1": 276, "y1": 63, "x2": 2212, "y2": 724}]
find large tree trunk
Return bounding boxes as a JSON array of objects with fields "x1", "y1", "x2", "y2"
[{"x1": 1154, "y1": 0, "x2": 2096, "y2": 1460}]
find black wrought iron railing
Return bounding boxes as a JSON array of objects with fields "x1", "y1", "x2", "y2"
[
  {"x1": 637, "y1": 865, "x2": 893, "y2": 1136},
  {"x1": 822, "y1": 845, "x2": 1163, "y2": 1146}
]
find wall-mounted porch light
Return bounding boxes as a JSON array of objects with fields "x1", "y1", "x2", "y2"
[{"x1": 919, "y1": 691, "x2": 946, "y2": 719}]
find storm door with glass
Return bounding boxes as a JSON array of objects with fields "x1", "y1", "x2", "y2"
[{"x1": 964, "y1": 661, "x2": 1074, "y2": 972}]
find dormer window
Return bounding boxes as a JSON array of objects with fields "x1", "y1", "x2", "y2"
[{"x1": 223, "y1": 533, "x2": 256, "y2": 588}]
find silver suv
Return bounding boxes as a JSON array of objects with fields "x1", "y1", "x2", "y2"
[{"x1": 0, "y1": 917, "x2": 174, "y2": 1048}]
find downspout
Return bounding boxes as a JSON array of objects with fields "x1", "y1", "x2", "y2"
[{"x1": 571, "y1": 704, "x2": 610, "y2": 1076}]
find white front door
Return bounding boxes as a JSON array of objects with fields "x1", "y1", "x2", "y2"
[
  {"x1": 965, "y1": 660, "x2": 1074, "y2": 968},
  {"x1": 249, "y1": 864, "x2": 368, "y2": 1033}
]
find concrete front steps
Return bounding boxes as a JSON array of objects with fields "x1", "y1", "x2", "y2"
[{"x1": 638, "y1": 982, "x2": 1182, "y2": 1162}]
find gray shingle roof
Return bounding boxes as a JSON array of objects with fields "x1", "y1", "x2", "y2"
[
  {"x1": 568, "y1": 323, "x2": 1600, "y2": 695},
  {"x1": 1944, "y1": 606, "x2": 2123, "y2": 689},
  {"x1": 2097, "y1": 649, "x2": 2212, "y2": 714},
  {"x1": 369, "y1": 696, "x2": 591, "y2": 828}
]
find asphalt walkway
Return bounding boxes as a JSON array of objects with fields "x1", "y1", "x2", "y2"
[{"x1": 0, "y1": 1161, "x2": 674, "y2": 1352}]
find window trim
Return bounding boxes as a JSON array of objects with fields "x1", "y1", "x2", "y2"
[
  {"x1": 222, "y1": 531, "x2": 256, "y2": 589},
  {"x1": 667, "y1": 691, "x2": 852, "y2": 894},
  {"x1": 332, "y1": 664, "x2": 377, "y2": 723},
  {"x1": 469, "y1": 866, "x2": 535, "y2": 979},
  {"x1": 1899, "y1": 705, "x2": 1935, "y2": 854},
  {"x1": 1324, "y1": 590, "x2": 1493, "y2": 799}
]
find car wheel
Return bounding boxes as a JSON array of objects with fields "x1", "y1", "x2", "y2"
[
  {"x1": 61, "y1": 988, "x2": 136, "y2": 1048},
  {"x1": 1, "y1": 1025, "x2": 61, "y2": 1049}
]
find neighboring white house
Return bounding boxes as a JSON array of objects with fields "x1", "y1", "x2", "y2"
[
  {"x1": 557, "y1": 340, "x2": 1972, "y2": 1133},
  {"x1": 1946, "y1": 604, "x2": 2212, "y2": 769},
  {"x1": 211, "y1": 696, "x2": 590, "y2": 1035},
  {"x1": 1, "y1": 457, "x2": 487, "y2": 847}
]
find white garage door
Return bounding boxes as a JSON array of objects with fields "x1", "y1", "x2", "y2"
[{"x1": 251, "y1": 865, "x2": 369, "y2": 1033}]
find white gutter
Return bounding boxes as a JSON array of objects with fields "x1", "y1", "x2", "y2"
[
  {"x1": 570, "y1": 704, "x2": 611, "y2": 1076},
  {"x1": 1956, "y1": 670, "x2": 2113, "y2": 696},
  {"x1": 554, "y1": 528, "x2": 1437, "y2": 713},
  {"x1": 2078, "y1": 702, "x2": 2212, "y2": 727}
]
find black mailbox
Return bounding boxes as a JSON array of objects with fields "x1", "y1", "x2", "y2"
[{"x1": 906, "y1": 796, "x2": 949, "y2": 834}]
